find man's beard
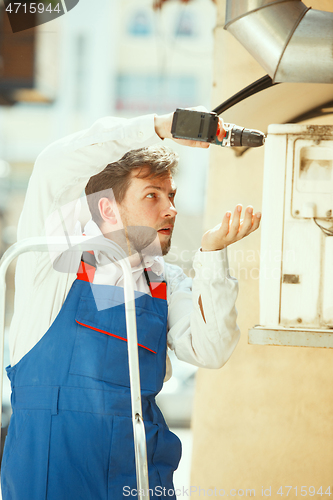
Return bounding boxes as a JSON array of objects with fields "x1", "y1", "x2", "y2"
[
  {"x1": 117, "y1": 208, "x2": 173, "y2": 258},
  {"x1": 161, "y1": 236, "x2": 172, "y2": 256}
]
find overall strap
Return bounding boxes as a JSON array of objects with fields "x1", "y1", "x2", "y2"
[
  {"x1": 144, "y1": 268, "x2": 167, "y2": 301},
  {"x1": 77, "y1": 251, "x2": 97, "y2": 283},
  {"x1": 76, "y1": 249, "x2": 167, "y2": 301}
]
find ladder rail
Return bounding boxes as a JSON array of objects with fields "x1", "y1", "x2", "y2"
[{"x1": 0, "y1": 237, "x2": 149, "y2": 498}]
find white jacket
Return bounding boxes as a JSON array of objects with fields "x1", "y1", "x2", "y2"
[{"x1": 9, "y1": 114, "x2": 240, "y2": 379}]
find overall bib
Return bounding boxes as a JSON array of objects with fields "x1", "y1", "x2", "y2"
[{"x1": 1, "y1": 255, "x2": 182, "y2": 500}]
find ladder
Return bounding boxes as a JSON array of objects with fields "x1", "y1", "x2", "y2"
[{"x1": 0, "y1": 236, "x2": 150, "y2": 499}]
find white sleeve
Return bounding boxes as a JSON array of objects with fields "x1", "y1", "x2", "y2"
[
  {"x1": 166, "y1": 248, "x2": 240, "y2": 369},
  {"x1": 17, "y1": 114, "x2": 163, "y2": 240}
]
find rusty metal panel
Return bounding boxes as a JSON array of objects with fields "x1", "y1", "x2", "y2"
[
  {"x1": 283, "y1": 274, "x2": 300, "y2": 284},
  {"x1": 249, "y1": 326, "x2": 333, "y2": 348}
]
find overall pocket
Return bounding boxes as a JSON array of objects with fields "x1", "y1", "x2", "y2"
[
  {"x1": 1, "y1": 409, "x2": 52, "y2": 500},
  {"x1": 46, "y1": 410, "x2": 113, "y2": 500},
  {"x1": 70, "y1": 294, "x2": 166, "y2": 393},
  {"x1": 108, "y1": 415, "x2": 162, "y2": 499}
]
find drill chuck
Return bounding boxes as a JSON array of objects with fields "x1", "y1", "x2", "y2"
[{"x1": 220, "y1": 123, "x2": 265, "y2": 148}]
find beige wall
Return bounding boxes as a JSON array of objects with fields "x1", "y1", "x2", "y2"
[{"x1": 190, "y1": 1, "x2": 333, "y2": 498}]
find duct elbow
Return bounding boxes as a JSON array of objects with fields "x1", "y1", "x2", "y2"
[
  {"x1": 224, "y1": 0, "x2": 333, "y2": 84},
  {"x1": 275, "y1": 8, "x2": 333, "y2": 84}
]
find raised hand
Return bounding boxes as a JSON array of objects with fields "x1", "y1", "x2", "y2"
[
  {"x1": 201, "y1": 205, "x2": 261, "y2": 252},
  {"x1": 154, "y1": 106, "x2": 225, "y2": 148}
]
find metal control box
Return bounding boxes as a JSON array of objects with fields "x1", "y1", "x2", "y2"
[{"x1": 250, "y1": 124, "x2": 333, "y2": 348}]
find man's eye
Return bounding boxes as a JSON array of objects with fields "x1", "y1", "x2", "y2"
[
  {"x1": 146, "y1": 193, "x2": 155, "y2": 199},
  {"x1": 169, "y1": 193, "x2": 176, "y2": 199}
]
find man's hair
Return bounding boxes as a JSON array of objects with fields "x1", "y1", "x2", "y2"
[{"x1": 85, "y1": 144, "x2": 179, "y2": 226}]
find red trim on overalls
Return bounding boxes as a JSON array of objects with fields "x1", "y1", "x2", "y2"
[
  {"x1": 75, "y1": 320, "x2": 157, "y2": 353},
  {"x1": 77, "y1": 258, "x2": 96, "y2": 283},
  {"x1": 75, "y1": 252, "x2": 167, "y2": 349},
  {"x1": 145, "y1": 268, "x2": 167, "y2": 301}
]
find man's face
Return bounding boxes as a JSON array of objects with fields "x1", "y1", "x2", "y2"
[{"x1": 117, "y1": 168, "x2": 177, "y2": 256}]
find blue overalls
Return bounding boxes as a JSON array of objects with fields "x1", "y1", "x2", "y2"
[{"x1": 1, "y1": 253, "x2": 182, "y2": 499}]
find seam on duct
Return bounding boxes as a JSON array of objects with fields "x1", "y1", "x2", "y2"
[{"x1": 272, "y1": 6, "x2": 310, "y2": 82}]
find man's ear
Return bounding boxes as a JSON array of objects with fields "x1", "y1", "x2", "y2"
[{"x1": 98, "y1": 197, "x2": 119, "y2": 225}]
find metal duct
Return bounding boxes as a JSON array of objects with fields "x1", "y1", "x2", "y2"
[{"x1": 224, "y1": 0, "x2": 333, "y2": 83}]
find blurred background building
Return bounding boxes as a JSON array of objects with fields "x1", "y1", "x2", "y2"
[
  {"x1": 0, "y1": 0, "x2": 216, "y2": 490},
  {"x1": 0, "y1": 0, "x2": 216, "y2": 271}
]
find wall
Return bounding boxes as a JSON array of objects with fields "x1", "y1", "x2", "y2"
[{"x1": 190, "y1": 0, "x2": 333, "y2": 498}]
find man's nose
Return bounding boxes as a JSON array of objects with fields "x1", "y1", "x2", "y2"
[{"x1": 161, "y1": 200, "x2": 177, "y2": 218}]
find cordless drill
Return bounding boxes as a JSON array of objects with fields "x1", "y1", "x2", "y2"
[{"x1": 171, "y1": 108, "x2": 265, "y2": 148}]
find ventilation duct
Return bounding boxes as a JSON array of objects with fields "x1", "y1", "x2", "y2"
[{"x1": 224, "y1": 0, "x2": 333, "y2": 83}]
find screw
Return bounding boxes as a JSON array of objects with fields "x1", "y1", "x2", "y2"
[
  {"x1": 295, "y1": 210, "x2": 300, "y2": 215},
  {"x1": 297, "y1": 318, "x2": 302, "y2": 323},
  {"x1": 326, "y1": 210, "x2": 332, "y2": 217}
]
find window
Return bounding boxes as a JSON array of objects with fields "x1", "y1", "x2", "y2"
[
  {"x1": 116, "y1": 75, "x2": 197, "y2": 114},
  {"x1": 0, "y1": 7, "x2": 35, "y2": 90},
  {"x1": 174, "y1": 11, "x2": 196, "y2": 37},
  {"x1": 128, "y1": 10, "x2": 153, "y2": 37}
]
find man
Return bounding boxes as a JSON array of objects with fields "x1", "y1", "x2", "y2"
[{"x1": 1, "y1": 109, "x2": 261, "y2": 499}]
